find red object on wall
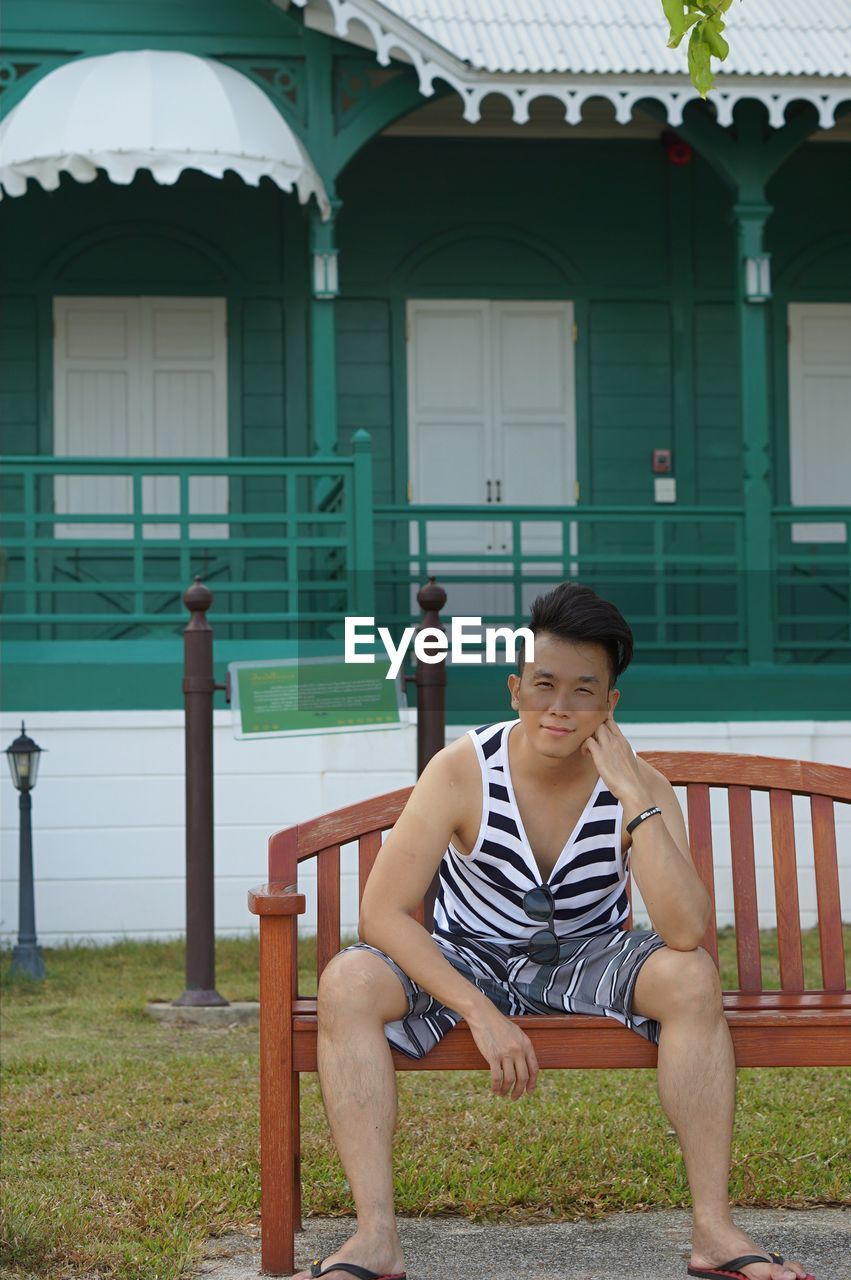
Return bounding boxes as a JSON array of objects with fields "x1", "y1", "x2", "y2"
[{"x1": 663, "y1": 132, "x2": 693, "y2": 166}]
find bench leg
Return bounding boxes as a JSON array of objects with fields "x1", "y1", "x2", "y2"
[
  {"x1": 259, "y1": 915, "x2": 298, "y2": 1276},
  {"x1": 293, "y1": 1071, "x2": 302, "y2": 1234}
]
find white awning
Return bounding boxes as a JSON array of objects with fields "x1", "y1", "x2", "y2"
[{"x1": 0, "y1": 49, "x2": 331, "y2": 216}]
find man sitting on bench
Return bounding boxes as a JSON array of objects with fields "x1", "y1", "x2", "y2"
[{"x1": 295, "y1": 582, "x2": 815, "y2": 1280}]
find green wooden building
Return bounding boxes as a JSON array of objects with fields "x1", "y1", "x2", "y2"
[
  {"x1": 1, "y1": 0, "x2": 850, "y2": 727},
  {"x1": 1, "y1": 0, "x2": 849, "y2": 721},
  {"x1": 2, "y1": 0, "x2": 850, "y2": 945}
]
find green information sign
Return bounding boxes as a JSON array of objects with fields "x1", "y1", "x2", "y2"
[{"x1": 230, "y1": 656, "x2": 404, "y2": 738}]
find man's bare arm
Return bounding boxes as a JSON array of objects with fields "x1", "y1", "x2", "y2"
[
  {"x1": 358, "y1": 740, "x2": 539, "y2": 1098},
  {"x1": 626, "y1": 763, "x2": 712, "y2": 951},
  {"x1": 581, "y1": 717, "x2": 711, "y2": 952},
  {"x1": 358, "y1": 742, "x2": 492, "y2": 1020}
]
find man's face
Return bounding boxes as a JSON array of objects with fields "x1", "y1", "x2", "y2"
[{"x1": 507, "y1": 633, "x2": 620, "y2": 759}]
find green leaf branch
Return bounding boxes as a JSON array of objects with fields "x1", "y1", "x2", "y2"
[{"x1": 662, "y1": 0, "x2": 735, "y2": 98}]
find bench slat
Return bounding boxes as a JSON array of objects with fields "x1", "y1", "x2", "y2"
[
  {"x1": 291, "y1": 1010, "x2": 851, "y2": 1071},
  {"x1": 268, "y1": 824, "x2": 298, "y2": 884},
  {"x1": 811, "y1": 794, "x2": 847, "y2": 992},
  {"x1": 293, "y1": 991, "x2": 851, "y2": 1017},
  {"x1": 283, "y1": 756, "x2": 851, "y2": 861},
  {"x1": 295, "y1": 788, "x2": 412, "y2": 858},
  {"x1": 641, "y1": 753, "x2": 851, "y2": 801},
  {"x1": 769, "y1": 789, "x2": 805, "y2": 991},
  {"x1": 728, "y1": 786, "x2": 762, "y2": 993},
  {"x1": 686, "y1": 783, "x2": 718, "y2": 964},
  {"x1": 317, "y1": 845, "x2": 341, "y2": 983}
]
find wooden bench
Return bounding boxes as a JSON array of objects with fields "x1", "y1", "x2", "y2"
[{"x1": 247, "y1": 751, "x2": 851, "y2": 1276}]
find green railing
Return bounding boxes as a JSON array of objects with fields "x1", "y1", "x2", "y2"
[
  {"x1": 772, "y1": 506, "x2": 851, "y2": 664},
  {"x1": 374, "y1": 502, "x2": 747, "y2": 662},
  {"x1": 372, "y1": 502, "x2": 850, "y2": 665},
  {"x1": 0, "y1": 442, "x2": 375, "y2": 641},
  {"x1": 1, "y1": 447, "x2": 848, "y2": 663}
]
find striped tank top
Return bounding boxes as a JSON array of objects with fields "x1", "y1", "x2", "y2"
[{"x1": 432, "y1": 719, "x2": 630, "y2": 946}]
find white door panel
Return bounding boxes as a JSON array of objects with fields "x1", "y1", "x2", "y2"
[
  {"x1": 53, "y1": 296, "x2": 228, "y2": 541},
  {"x1": 788, "y1": 304, "x2": 851, "y2": 543},
  {"x1": 412, "y1": 419, "x2": 491, "y2": 554},
  {"x1": 151, "y1": 303, "x2": 217, "y2": 360},
  {"x1": 497, "y1": 307, "x2": 568, "y2": 414},
  {"x1": 493, "y1": 303, "x2": 574, "y2": 534},
  {"x1": 64, "y1": 303, "x2": 134, "y2": 361},
  {"x1": 407, "y1": 302, "x2": 497, "y2": 616},
  {"x1": 493, "y1": 303, "x2": 577, "y2": 611},
  {"x1": 55, "y1": 302, "x2": 140, "y2": 537},
  {"x1": 148, "y1": 366, "x2": 222, "y2": 538},
  {"x1": 502, "y1": 419, "x2": 571, "y2": 553},
  {"x1": 799, "y1": 311, "x2": 851, "y2": 364},
  {"x1": 413, "y1": 307, "x2": 489, "y2": 414}
]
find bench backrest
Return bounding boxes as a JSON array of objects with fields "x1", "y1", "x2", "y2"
[{"x1": 268, "y1": 751, "x2": 850, "y2": 996}]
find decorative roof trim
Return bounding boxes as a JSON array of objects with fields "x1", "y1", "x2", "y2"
[{"x1": 292, "y1": 0, "x2": 851, "y2": 129}]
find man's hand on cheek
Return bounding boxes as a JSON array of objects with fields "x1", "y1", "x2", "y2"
[{"x1": 579, "y1": 717, "x2": 649, "y2": 811}]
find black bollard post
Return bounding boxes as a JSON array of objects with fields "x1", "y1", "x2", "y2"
[
  {"x1": 408, "y1": 577, "x2": 447, "y2": 930},
  {"x1": 174, "y1": 577, "x2": 228, "y2": 1007},
  {"x1": 413, "y1": 577, "x2": 447, "y2": 777}
]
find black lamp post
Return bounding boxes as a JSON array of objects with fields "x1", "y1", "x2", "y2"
[{"x1": 5, "y1": 722, "x2": 45, "y2": 980}]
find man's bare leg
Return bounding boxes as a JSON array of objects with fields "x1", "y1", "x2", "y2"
[
  {"x1": 291, "y1": 951, "x2": 409, "y2": 1280},
  {"x1": 632, "y1": 946, "x2": 814, "y2": 1280}
]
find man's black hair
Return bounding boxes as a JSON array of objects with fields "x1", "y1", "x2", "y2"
[{"x1": 518, "y1": 582, "x2": 634, "y2": 690}]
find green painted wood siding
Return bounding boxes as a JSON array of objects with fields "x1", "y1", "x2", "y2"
[
  {"x1": 0, "y1": 296, "x2": 40, "y2": 454},
  {"x1": 242, "y1": 300, "x2": 287, "y2": 457},
  {"x1": 694, "y1": 304, "x2": 742, "y2": 504},
  {"x1": 337, "y1": 300, "x2": 394, "y2": 502},
  {"x1": 589, "y1": 302, "x2": 672, "y2": 503}
]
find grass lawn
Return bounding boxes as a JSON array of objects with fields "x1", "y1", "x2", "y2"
[{"x1": 1, "y1": 927, "x2": 849, "y2": 1280}]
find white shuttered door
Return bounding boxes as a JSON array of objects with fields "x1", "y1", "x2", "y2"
[
  {"x1": 53, "y1": 297, "x2": 228, "y2": 538},
  {"x1": 407, "y1": 299, "x2": 575, "y2": 618},
  {"x1": 787, "y1": 303, "x2": 851, "y2": 544}
]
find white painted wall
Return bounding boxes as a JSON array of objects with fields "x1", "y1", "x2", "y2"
[{"x1": 1, "y1": 711, "x2": 849, "y2": 948}]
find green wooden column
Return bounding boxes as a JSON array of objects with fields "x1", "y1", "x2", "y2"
[
  {"x1": 299, "y1": 27, "x2": 430, "y2": 460},
  {"x1": 646, "y1": 100, "x2": 823, "y2": 668},
  {"x1": 733, "y1": 198, "x2": 775, "y2": 664},
  {"x1": 301, "y1": 31, "x2": 340, "y2": 460},
  {"x1": 309, "y1": 200, "x2": 340, "y2": 458}
]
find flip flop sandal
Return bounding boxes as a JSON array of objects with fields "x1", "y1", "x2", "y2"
[
  {"x1": 308, "y1": 1262, "x2": 407, "y2": 1279},
  {"x1": 687, "y1": 1251, "x2": 815, "y2": 1280}
]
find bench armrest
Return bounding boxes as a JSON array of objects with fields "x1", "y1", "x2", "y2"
[{"x1": 247, "y1": 883, "x2": 307, "y2": 916}]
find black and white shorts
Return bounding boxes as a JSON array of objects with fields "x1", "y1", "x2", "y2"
[{"x1": 344, "y1": 927, "x2": 668, "y2": 1060}]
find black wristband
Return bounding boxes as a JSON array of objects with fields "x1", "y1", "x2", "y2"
[{"x1": 626, "y1": 805, "x2": 662, "y2": 835}]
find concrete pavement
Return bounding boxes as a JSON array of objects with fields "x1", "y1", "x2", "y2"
[{"x1": 190, "y1": 1207, "x2": 849, "y2": 1280}]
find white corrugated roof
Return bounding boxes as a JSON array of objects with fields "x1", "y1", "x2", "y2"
[
  {"x1": 291, "y1": 0, "x2": 851, "y2": 127},
  {"x1": 381, "y1": 0, "x2": 851, "y2": 78}
]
